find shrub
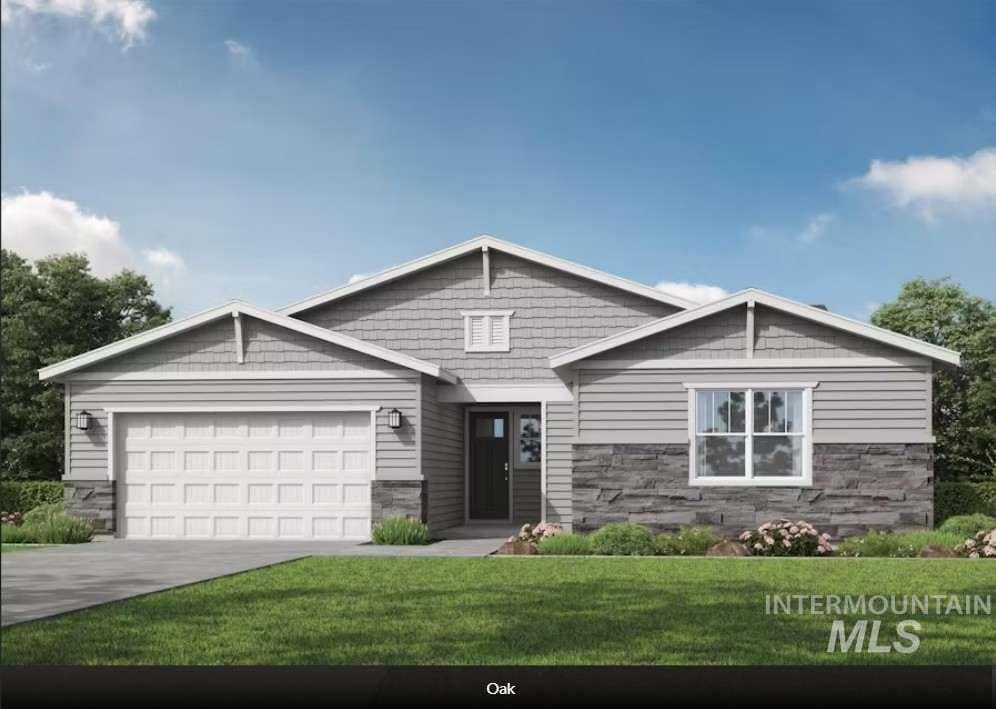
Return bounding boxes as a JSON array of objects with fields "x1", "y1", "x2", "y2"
[
  {"x1": 19, "y1": 502, "x2": 94, "y2": 544},
  {"x1": 836, "y1": 529, "x2": 963, "y2": 557},
  {"x1": 939, "y1": 514, "x2": 996, "y2": 538},
  {"x1": 935, "y1": 482, "x2": 996, "y2": 523},
  {"x1": 371, "y1": 517, "x2": 429, "y2": 545},
  {"x1": 655, "y1": 526, "x2": 721, "y2": 556},
  {"x1": 589, "y1": 522, "x2": 655, "y2": 556},
  {"x1": 955, "y1": 529, "x2": 996, "y2": 558},
  {"x1": 510, "y1": 522, "x2": 563, "y2": 545},
  {"x1": 739, "y1": 519, "x2": 831, "y2": 556},
  {"x1": 1, "y1": 523, "x2": 35, "y2": 544},
  {"x1": 537, "y1": 533, "x2": 592, "y2": 556},
  {"x1": 0, "y1": 481, "x2": 64, "y2": 513}
]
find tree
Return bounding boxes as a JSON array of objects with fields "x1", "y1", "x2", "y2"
[
  {"x1": 871, "y1": 278, "x2": 996, "y2": 480},
  {"x1": 1, "y1": 250, "x2": 171, "y2": 479}
]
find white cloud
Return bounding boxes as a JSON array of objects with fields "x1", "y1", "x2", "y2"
[
  {"x1": 655, "y1": 281, "x2": 729, "y2": 304},
  {"x1": 224, "y1": 39, "x2": 254, "y2": 66},
  {"x1": 851, "y1": 147, "x2": 996, "y2": 221},
  {"x1": 798, "y1": 212, "x2": 835, "y2": 244},
  {"x1": 347, "y1": 273, "x2": 369, "y2": 285},
  {"x1": 1, "y1": 191, "x2": 185, "y2": 286},
  {"x1": 1, "y1": 0, "x2": 157, "y2": 48},
  {"x1": 855, "y1": 301, "x2": 881, "y2": 322}
]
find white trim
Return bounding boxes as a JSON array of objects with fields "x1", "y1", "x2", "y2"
[
  {"x1": 232, "y1": 311, "x2": 244, "y2": 365},
  {"x1": 540, "y1": 399, "x2": 548, "y2": 523},
  {"x1": 63, "y1": 370, "x2": 405, "y2": 381},
  {"x1": 370, "y1": 409, "x2": 379, "y2": 482},
  {"x1": 549, "y1": 288, "x2": 961, "y2": 368},
  {"x1": 64, "y1": 381, "x2": 71, "y2": 478},
  {"x1": 39, "y1": 300, "x2": 458, "y2": 384},
  {"x1": 580, "y1": 357, "x2": 931, "y2": 370},
  {"x1": 745, "y1": 301, "x2": 755, "y2": 359},
  {"x1": 437, "y1": 381, "x2": 573, "y2": 403},
  {"x1": 462, "y1": 310, "x2": 513, "y2": 353},
  {"x1": 687, "y1": 384, "x2": 814, "y2": 487},
  {"x1": 682, "y1": 381, "x2": 819, "y2": 390},
  {"x1": 104, "y1": 405, "x2": 382, "y2": 414},
  {"x1": 278, "y1": 235, "x2": 697, "y2": 316},
  {"x1": 482, "y1": 245, "x2": 491, "y2": 296}
]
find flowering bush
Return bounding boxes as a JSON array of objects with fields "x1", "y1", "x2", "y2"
[
  {"x1": 739, "y1": 519, "x2": 832, "y2": 556},
  {"x1": 955, "y1": 528, "x2": 996, "y2": 558},
  {"x1": 509, "y1": 522, "x2": 563, "y2": 544},
  {"x1": 1, "y1": 511, "x2": 24, "y2": 526}
]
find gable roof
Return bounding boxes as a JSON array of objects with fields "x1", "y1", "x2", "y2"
[
  {"x1": 548, "y1": 288, "x2": 962, "y2": 368},
  {"x1": 279, "y1": 235, "x2": 697, "y2": 315},
  {"x1": 39, "y1": 301, "x2": 458, "y2": 383}
]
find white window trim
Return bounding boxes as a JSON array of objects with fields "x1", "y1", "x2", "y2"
[
  {"x1": 462, "y1": 310, "x2": 514, "y2": 353},
  {"x1": 685, "y1": 384, "x2": 815, "y2": 487}
]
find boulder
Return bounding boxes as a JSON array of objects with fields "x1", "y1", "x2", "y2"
[
  {"x1": 497, "y1": 540, "x2": 538, "y2": 555},
  {"x1": 706, "y1": 541, "x2": 750, "y2": 557},
  {"x1": 919, "y1": 545, "x2": 957, "y2": 558}
]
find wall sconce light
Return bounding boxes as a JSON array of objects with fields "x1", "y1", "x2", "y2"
[
  {"x1": 387, "y1": 408, "x2": 402, "y2": 429},
  {"x1": 75, "y1": 410, "x2": 92, "y2": 431}
]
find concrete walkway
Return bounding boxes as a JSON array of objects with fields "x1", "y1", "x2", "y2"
[{"x1": 1, "y1": 537, "x2": 504, "y2": 627}]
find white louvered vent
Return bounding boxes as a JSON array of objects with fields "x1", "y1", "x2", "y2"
[{"x1": 462, "y1": 311, "x2": 513, "y2": 352}]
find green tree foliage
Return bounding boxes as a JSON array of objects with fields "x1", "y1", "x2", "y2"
[
  {"x1": 1, "y1": 250, "x2": 171, "y2": 479},
  {"x1": 871, "y1": 278, "x2": 995, "y2": 479}
]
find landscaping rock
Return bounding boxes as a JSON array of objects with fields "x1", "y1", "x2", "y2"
[
  {"x1": 497, "y1": 540, "x2": 538, "y2": 555},
  {"x1": 919, "y1": 545, "x2": 957, "y2": 558},
  {"x1": 706, "y1": 541, "x2": 749, "y2": 557}
]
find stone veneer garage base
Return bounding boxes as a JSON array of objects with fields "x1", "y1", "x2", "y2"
[
  {"x1": 572, "y1": 443, "x2": 933, "y2": 538},
  {"x1": 65, "y1": 479, "x2": 426, "y2": 537}
]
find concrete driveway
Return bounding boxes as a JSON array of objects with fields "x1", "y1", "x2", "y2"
[{"x1": 1, "y1": 537, "x2": 503, "y2": 627}]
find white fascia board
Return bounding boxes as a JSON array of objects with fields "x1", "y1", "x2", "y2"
[
  {"x1": 40, "y1": 300, "x2": 458, "y2": 384},
  {"x1": 63, "y1": 370, "x2": 405, "y2": 381},
  {"x1": 278, "y1": 235, "x2": 697, "y2": 316},
  {"x1": 549, "y1": 288, "x2": 962, "y2": 369}
]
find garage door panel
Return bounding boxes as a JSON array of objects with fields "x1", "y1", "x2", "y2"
[{"x1": 118, "y1": 411, "x2": 373, "y2": 539}]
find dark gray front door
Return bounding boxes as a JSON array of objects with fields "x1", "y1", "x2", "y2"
[{"x1": 469, "y1": 412, "x2": 510, "y2": 519}]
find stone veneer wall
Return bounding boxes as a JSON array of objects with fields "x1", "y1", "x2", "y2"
[
  {"x1": 371, "y1": 480, "x2": 426, "y2": 524},
  {"x1": 64, "y1": 480, "x2": 116, "y2": 534},
  {"x1": 572, "y1": 443, "x2": 933, "y2": 538}
]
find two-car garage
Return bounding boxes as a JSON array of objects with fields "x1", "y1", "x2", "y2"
[{"x1": 115, "y1": 409, "x2": 375, "y2": 540}]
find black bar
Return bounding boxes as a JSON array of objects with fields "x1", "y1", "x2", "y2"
[{"x1": 0, "y1": 666, "x2": 991, "y2": 708}]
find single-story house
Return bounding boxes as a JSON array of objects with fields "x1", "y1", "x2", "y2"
[{"x1": 40, "y1": 236, "x2": 960, "y2": 540}]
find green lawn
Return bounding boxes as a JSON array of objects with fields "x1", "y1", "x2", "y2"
[
  {"x1": 1, "y1": 557, "x2": 993, "y2": 665},
  {"x1": 0, "y1": 544, "x2": 53, "y2": 553}
]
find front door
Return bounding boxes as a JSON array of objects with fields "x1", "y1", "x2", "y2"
[{"x1": 469, "y1": 412, "x2": 510, "y2": 519}]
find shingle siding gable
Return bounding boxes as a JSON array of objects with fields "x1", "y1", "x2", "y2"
[{"x1": 296, "y1": 250, "x2": 680, "y2": 381}]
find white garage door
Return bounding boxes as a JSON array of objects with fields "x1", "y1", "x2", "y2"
[{"x1": 117, "y1": 411, "x2": 373, "y2": 540}]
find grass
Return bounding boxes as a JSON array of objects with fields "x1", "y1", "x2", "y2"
[
  {"x1": 1, "y1": 557, "x2": 993, "y2": 665},
  {"x1": 0, "y1": 543, "x2": 53, "y2": 553}
]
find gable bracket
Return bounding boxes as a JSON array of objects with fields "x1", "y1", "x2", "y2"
[
  {"x1": 746, "y1": 299, "x2": 755, "y2": 359},
  {"x1": 482, "y1": 245, "x2": 491, "y2": 296},
  {"x1": 232, "y1": 311, "x2": 245, "y2": 364}
]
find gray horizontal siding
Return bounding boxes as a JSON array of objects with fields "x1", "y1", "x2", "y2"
[
  {"x1": 577, "y1": 366, "x2": 932, "y2": 444},
  {"x1": 297, "y1": 250, "x2": 679, "y2": 382},
  {"x1": 77, "y1": 315, "x2": 406, "y2": 375},
  {"x1": 66, "y1": 378, "x2": 419, "y2": 481},
  {"x1": 513, "y1": 466, "x2": 541, "y2": 522},
  {"x1": 420, "y1": 378, "x2": 464, "y2": 532},
  {"x1": 545, "y1": 400, "x2": 575, "y2": 527}
]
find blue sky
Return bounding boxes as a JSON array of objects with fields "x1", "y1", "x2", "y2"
[{"x1": 2, "y1": 1, "x2": 994, "y2": 319}]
